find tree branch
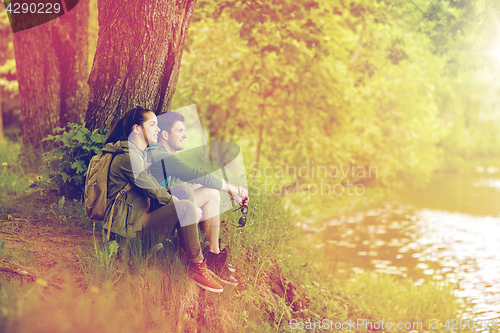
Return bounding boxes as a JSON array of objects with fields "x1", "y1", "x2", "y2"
[
  {"x1": 350, "y1": 18, "x2": 367, "y2": 66},
  {"x1": 408, "y1": 0, "x2": 426, "y2": 14}
]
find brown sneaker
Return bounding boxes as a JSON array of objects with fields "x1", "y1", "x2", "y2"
[
  {"x1": 216, "y1": 241, "x2": 236, "y2": 272},
  {"x1": 204, "y1": 251, "x2": 239, "y2": 286},
  {"x1": 188, "y1": 259, "x2": 224, "y2": 293},
  {"x1": 218, "y1": 248, "x2": 236, "y2": 272}
]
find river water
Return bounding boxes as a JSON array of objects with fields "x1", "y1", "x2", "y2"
[{"x1": 315, "y1": 169, "x2": 500, "y2": 319}]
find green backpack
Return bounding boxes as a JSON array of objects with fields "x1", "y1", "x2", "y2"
[{"x1": 84, "y1": 153, "x2": 132, "y2": 224}]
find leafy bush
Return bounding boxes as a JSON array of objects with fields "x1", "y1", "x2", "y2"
[{"x1": 39, "y1": 123, "x2": 107, "y2": 198}]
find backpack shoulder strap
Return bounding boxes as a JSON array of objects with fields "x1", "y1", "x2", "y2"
[
  {"x1": 98, "y1": 153, "x2": 114, "y2": 198},
  {"x1": 106, "y1": 182, "x2": 134, "y2": 241}
]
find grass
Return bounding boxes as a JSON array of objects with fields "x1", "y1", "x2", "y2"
[
  {"x1": 343, "y1": 272, "x2": 460, "y2": 322},
  {"x1": 0, "y1": 139, "x2": 25, "y2": 172},
  {"x1": 0, "y1": 191, "x2": 95, "y2": 232},
  {"x1": 0, "y1": 138, "x2": 487, "y2": 332},
  {"x1": 341, "y1": 271, "x2": 500, "y2": 333},
  {"x1": 0, "y1": 192, "x2": 481, "y2": 332},
  {"x1": 0, "y1": 140, "x2": 30, "y2": 198}
]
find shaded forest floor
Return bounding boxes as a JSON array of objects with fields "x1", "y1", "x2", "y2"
[{"x1": 0, "y1": 218, "x2": 90, "y2": 287}]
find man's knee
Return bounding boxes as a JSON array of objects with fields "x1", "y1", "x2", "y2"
[
  {"x1": 175, "y1": 199, "x2": 198, "y2": 227},
  {"x1": 175, "y1": 199, "x2": 197, "y2": 214},
  {"x1": 171, "y1": 184, "x2": 195, "y2": 203}
]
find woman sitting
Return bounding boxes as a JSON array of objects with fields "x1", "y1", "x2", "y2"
[{"x1": 101, "y1": 106, "x2": 223, "y2": 293}]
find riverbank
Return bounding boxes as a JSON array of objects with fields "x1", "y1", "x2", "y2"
[
  {"x1": 0, "y1": 139, "x2": 488, "y2": 332},
  {"x1": 300, "y1": 168, "x2": 500, "y2": 327},
  {"x1": 0, "y1": 189, "x2": 486, "y2": 332}
]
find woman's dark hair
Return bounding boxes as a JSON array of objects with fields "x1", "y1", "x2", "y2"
[{"x1": 105, "y1": 107, "x2": 153, "y2": 144}]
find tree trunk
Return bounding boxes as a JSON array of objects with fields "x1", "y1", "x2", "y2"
[
  {"x1": 13, "y1": 25, "x2": 61, "y2": 148},
  {"x1": 85, "y1": 0, "x2": 197, "y2": 131},
  {"x1": 12, "y1": 0, "x2": 89, "y2": 149},
  {"x1": 57, "y1": 0, "x2": 90, "y2": 125}
]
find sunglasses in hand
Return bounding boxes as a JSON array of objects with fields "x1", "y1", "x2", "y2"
[{"x1": 233, "y1": 205, "x2": 248, "y2": 227}]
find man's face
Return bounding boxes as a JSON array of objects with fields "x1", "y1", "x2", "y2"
[{"x1": 164, "y1": 121, "x2": 187, "y2": 152}]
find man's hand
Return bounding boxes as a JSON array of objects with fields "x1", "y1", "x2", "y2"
[
  {"x1": 233, "y1": 186, "x2": 249, "y2": 206},
  {"x1": 196, "y1": 206, "x2": 203, "y2": 221},
  {"x1": 237, "y1": 186, "x2": 248, "y2": 198}
]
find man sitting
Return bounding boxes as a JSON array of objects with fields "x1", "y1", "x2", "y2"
[{"x1": 147, "y1": 111, "x2": 249, "y2": 285}]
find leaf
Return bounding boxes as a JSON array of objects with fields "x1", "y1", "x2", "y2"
[
  {"x1": 61, "y1": 133, "x2": 71, "y2": 146},
  {"x1": 61, "y1": 172, "x2": 70, "y2": 183},
  {"x1": 93, "y1": 134, "x2": 107, "y2": 144},
  {"x1": 58, "y1": 196, "x2": 65, "y2": 210},
  {"x1": 42, "y1": 135, "x2": 55, "y2": 142},
  {"x1": 71, "y1": 160, "x2": 87, "y2": 173},
  {"x1": 73, "y1": 131, "x2": 86, "y2": 144}
]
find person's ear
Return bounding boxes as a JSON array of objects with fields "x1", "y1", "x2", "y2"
[
  {"x1": 160, "y1": 130, "x2": 169, "y2": 141},
  {"x1": 132, "y1": 124, "x2": 141, "y2": 134}
]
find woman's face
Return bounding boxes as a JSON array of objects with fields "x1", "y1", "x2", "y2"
[{"x1": 140, "y1": 111, "x2": 160, "y2": 146}]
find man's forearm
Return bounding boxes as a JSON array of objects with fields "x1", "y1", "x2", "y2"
[
  {"x1": 150, "y1": 152, "x2": 223, "y2": 190},
  {"x1": 220, "y1": 180, "x2": 238, "y2": 195}
]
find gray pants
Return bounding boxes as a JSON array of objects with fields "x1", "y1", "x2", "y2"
[{"x1": 141, "y1": 184, "x2": 203, "y2": 262}]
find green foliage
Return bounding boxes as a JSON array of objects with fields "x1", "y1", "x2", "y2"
[
  {"x1": 47, "y1": 196, "x2": 94, "y2": 230},
  {"x1": 436, "y1": 70, "x2": 500, "y2": 169},
  {"x1": 0, "y1": 139, "x2": 23, "y2": 172},
  {"x1": 76, "y1": 240, "x2": 120, "y2": 282},
  {"x1": 343, "y1": 272, "x2": 460, "y2": 328},
  {"x1": 2, "y1": 191, "x2": 94, "y2": 231},
  {"x1": 0, "y1": 9, "x2": 17, "y2": 94},
  {"x1": 0, "y1": 139, "x2": 30, "y2": 196},
  {"x1": 174, "y1": 0, "x2": 444, "y2": 191},
  {"x1": 171, "y1": 0, "x2": 500, "y2": 197},
  {"x1": 39, "y1": 123, "x2": 107, "y2": 198}
]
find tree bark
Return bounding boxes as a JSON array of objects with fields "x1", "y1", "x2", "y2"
[
  {"x1": 13, "y1": 24, "x2": 61, "y2": 148},
  {"x1": 12, "y1": 0, "x2": 89, "y2": 149},
  {"x1": 57, "y1": 0, "x2": 90, "y2": 125},
  {"x1": 85, "y1": 0, "x2": 197, "y2": 131}
]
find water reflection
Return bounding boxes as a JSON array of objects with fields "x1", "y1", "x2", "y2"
[
  {"x1": 316, "y1": 172, "x2": 500, "y2": 319},
  {"x1": 414, "y1": 210, "x2": 500, "y2": 318}
]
